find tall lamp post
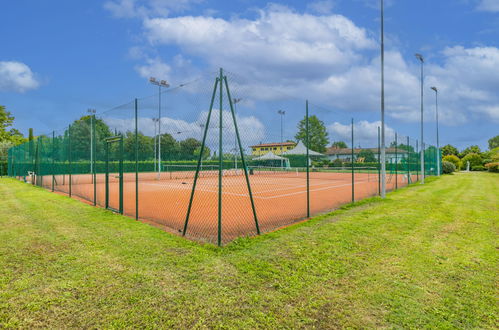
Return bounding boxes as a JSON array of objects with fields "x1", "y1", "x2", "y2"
[
  {"x1": 149, "y1": 77, "x2": 170, "y2": 179},
  {"x1": 430, "y1": 86, "x2": 440, "y2": 176},
  {"x1": 87, "y1": 109, "x2": 96, "y2": 175},
  {"x1": 233, "y1": 98, "x2": 242, "y2": 170},
  {"x1": 380, "y1": 0, "x2": 387, "y2": 198},
  {"x1": 415, "y1": 53, "x2": 425, "y2": 184},
  {"x1": 278, "y1": 110, "x2": 286, "y2": 168}
]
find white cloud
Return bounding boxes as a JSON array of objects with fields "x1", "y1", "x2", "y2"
[
  {"x1": 112, "y1": 4, "x2": 499, "y2": 125},
  {"x1": 307, "y1": 0, "x2": 335, "y2": 14},
  {"x1": 135, "y1": 56, "x2": 172, "y2": 79},
  {"x1": 477, "y1": 0, "x2": 499, "y2": 12},
  {"x1": 105, "y1": 109, "x2": 265, "y2": 152},
  {"x1": 0, "y1": 61, "x2": 40, "y2": 93},
  {"x1": 143, "y1": 5, "x2": 376, "y2": 84},
  {"x1": 104, "y1": 0, "x2": 203, "y2": 18},
  {"x1": 328, "y1": 120, "x2": 396, "y2": 147}
]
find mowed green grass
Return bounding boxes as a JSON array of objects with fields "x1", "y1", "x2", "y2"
[{"x1": 0, "y1": 173, "x2": 497, "y2": 328}]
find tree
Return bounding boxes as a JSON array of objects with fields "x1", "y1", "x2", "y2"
[
  {"x1": 443, "y1": 155, "x2": 462, "y2": 170},
  {"x1": 123, "y1": 131, "x2": 154, "y2": 161},
  {"x1": 67, "y1": 116, "x2": 112, "y2": 161},
  {"x1": 357, "y1": 149, "x2": 376, "y2": 163},
  {"x1": 194, "y1": 146, "x2": 211, "y2": 159},
  {"x1": 461, "y1": 153, "x2": 482, "y2": 168},
  {"x1": 459, "y1": 145, "x2": 481, "y2": 158},
  {"x1": 0, "y1": 105, "x2": 15, "y2": 141},
  {"x1": 488, "y1": 135, "x2": 499, "y2": 150},
  {"x1": 390, "y1": 141, "x2": 415, "y2": 153},
  {"x1": 331, "y1": 141, "x2": 347, "y2": 149},
  {"x1": 0, "y1": 105, "x2": 27, "y2": 145},
  {"x1": 295, "y1": 115, "x2": 329, "y2": 153},
  {"x1": 441, "y1": 144, "x2": 459, "y2": 156},
  {"x1": 160, "y1": 133, "x2": 180, "y2": 160},
  {"x1": 179, "y1": 138, "x2": 202, "y2": 160}
]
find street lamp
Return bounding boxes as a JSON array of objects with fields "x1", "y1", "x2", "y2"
[
  {"x1": 87, "y1": 109, "x2": 96, "y2": 176},
  {"x1": 278, "y1": 110, "x2": 286, "y2": 167},
  {"x1": 149, "y1": 77, "x2": 170, "y2": 180},
  {"x1": 380, "y1": 0, "x2": 387, "y2": 198},
  {"x1": 431, "y1": 86, "x2": 440, "y2": 176},
  {"x1": 415, "y1": 53, "x2": 425, "y2": 184},
  {"x1": 233, "y1": 98, "x2": 242, "y2": 170}
]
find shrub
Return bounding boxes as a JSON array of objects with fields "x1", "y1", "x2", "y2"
[
  {"x1": 471, "y1": 165, "x2": 485, "y2": 171},
  {"x1": 443, "y1": 155, "x2": 461, "y2": 170},
  {"x1": 461, "y1": 153, "x2": 482, "y2": 169},
  {"x1": 484, "y1": 162, "x2": 499, "y2": 173},
  {"x1": 442, "y1": 161, "x2": 456, "y2": 174}
]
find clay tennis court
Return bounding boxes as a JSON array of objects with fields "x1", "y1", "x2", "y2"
[{"x1": 40, "y1": 168, "x2": 415, "y2": 244}]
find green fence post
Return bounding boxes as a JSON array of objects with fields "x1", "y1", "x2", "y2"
[
  {"x1": 395, "y1": 132, "x2": 398, "y2": 189},
  {"x1": 351, "y1": 118, "x2": 354, "y2": 203},
  {"x1": 183, "y1": 77, "x2": 219, "y2": 237},
  {"x1": 119, "y1": 134, "x2": 124, "y2": 215},
  {"x1": 135, "y1": 99, "x2": 139, "y2": 220},
  {"x1": 406, "y1": 136, "x2": 410, "y2": 184},
  {"x1": 52, "y1": 131, "x2": 55, "y2": 191},
  {"x1": 68, "y1": 125, "x2": 72, "y2": 197},
  {"x1": 416, "y1": 139, "x2": 419, "y2": 181},
  {"x1": 218, "y1": 68, "x2": 224, "y2": 246},
  {"x1": 378, "y1": 126, "x2": 381, "y2": 195},
  {"x1": 105, "y1": 140, "x2": 109, "y2": 209},
  {"x1": 93, "y1": 115, "x2": 97, "y2": 206},
  {"x1": 224, "y1": 76, "x2": 260, "y2": 234},
  {"x1": 306, "y1": 100, "x2": 310, "y2": 217}
]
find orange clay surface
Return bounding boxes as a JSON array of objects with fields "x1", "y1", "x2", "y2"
[{"x1": 41, "y1": 170, "x2": 416, "y2": 244}]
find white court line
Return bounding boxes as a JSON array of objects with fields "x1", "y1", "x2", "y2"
[{"x1": 142, "y1": 180, "x2": 370, "y2": 200}]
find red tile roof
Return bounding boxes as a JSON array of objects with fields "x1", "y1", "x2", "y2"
[
  {"x1": 326, "y1": 147, "x2": 407, "y2": 155},
  {"x1": 250, "y1": 142, "x2": 297, "y2": 148}
]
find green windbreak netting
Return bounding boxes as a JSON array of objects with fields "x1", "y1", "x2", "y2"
[{"x1": 7, "y1": 69, "x2": 440, "y2": 245}]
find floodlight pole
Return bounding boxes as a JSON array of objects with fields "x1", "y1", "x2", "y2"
[
  {"x1": 431, "y1": 86, "x2": 440, "y2": 176},
  {"x1": 415, "y1": 53, "x2": 425, "y2": 183},
  {"x1": 87, "y1": 109, "x2": 96, "y2": 175},
  {"x1": 380, "y1": 0, "x2": 387, "y2": 198},
  {"x1": 149, "y1": 77, "x2": 170, "y2": 180},
  {"x1": 233, "y1": 98, "x2": 242, "y2": 170}
]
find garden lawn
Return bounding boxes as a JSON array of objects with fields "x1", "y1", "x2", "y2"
[{"x1": 0, "y1": 172, "x2": 497, "y2": 328}]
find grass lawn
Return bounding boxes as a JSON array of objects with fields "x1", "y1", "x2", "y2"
[{"x1": 0, "y1": 172, "x2": 497, "y2": 328}]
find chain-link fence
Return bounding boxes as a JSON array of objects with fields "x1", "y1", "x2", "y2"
[{"x1": 7, "y1": 69, "x2": 441, "y2": 245}]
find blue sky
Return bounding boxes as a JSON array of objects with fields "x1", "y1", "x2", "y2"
[{"x1": 1, "y1": 0, "x2": 498, "y2": 150}]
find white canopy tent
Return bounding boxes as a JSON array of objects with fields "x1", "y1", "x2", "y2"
[
  {"x1": 252, "y1": 151, "x2": 290, "y2": 168},
  {"x1": 282, "y1": 141, "x2": 324, "y2": 156}
]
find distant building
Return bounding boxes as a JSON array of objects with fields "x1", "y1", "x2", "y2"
[
  {"x1": 325, "y1": 146, "x2": 408, "y2": 163},
  {"x1": 250, "y1": 142, "x2": 297, "y2": 156}
]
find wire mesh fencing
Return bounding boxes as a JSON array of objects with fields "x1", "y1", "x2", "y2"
[{"x1": 7, "y1": 68, "x2": 441, "y2": 245}]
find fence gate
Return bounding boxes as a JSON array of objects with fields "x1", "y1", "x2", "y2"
[{"x1": 105, "y1": 135, "x2": 124, "y2": 214}]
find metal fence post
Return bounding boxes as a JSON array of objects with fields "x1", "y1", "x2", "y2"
[
  {"x1": 395, "y1": 132, "x2": 398, "y2": 189},
  {"x1": 218, "y1": 68, "x2": 224, "y2": 246},
  {"x1": 406, "y1": 136, "x2": 410, "y2": 184},
  {"x1": 416, "y1": 139, "x2": 419, "y2": 181},
  {"x1": 378, "y1": 126, "x2": 381, "y2": 195},
  {"x1": 183, "y1": 77, "x2": 219, "y2": 237},
  {"x1": 306, "y1": 100, "x2": 310, "y2": 217},
  {"x1": 119, "y1": 134, "x2": 124, "y2": 215},
  {"x1": 224, "y1": 76, "x2": 260, "y2": 234},
  {"x1": 68, "y1": 125, "x2": 72, "y2": 197},
  {"x1": 351, "y1": 118, "x2": 354, "y2": 203},
  {"x1": 93, "y1": 115, "x2": 97, "y2": 206},
  {"x1": 135, "y1": 99, "x2": 139, "y2": 220},
  {"x1": 52, "y1": 131, "x2": 55, "y2": 192}
]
